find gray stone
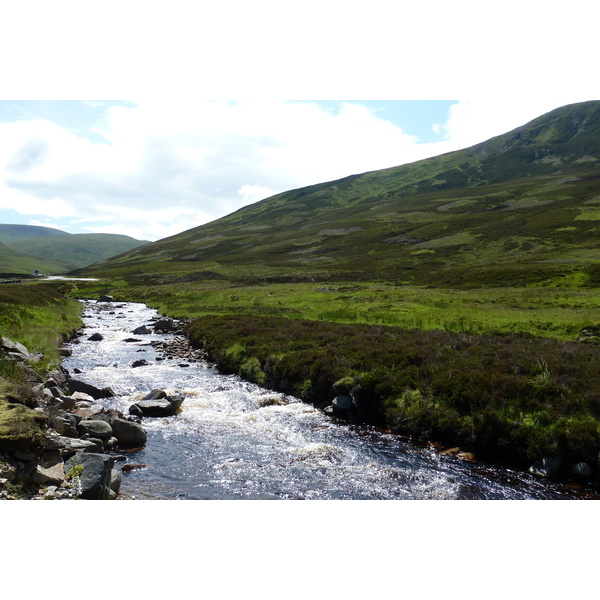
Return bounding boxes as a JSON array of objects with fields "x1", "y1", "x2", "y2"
[
  {"x1": 131, "y1": 359, "x2": 149, "y2": 368},
  {"x1": 130, "y1": 394, "x2": 184, "y2": 417},
  {"x1": 33, "y1": 450, "x2": 65, "y2": 486},
  {"x1": 331, "y1": 395, "x2": 354, "y2": 418},
  {"x1": 144, "y1": 389, "x2": 167, "y2": 400},
  {"x1": 45, "y1": 434, "x2": 100, "y2": 454},
  {"x1": 88, "y1": 333, "x2": 104, "y2": 341},
  {"x1": 77, "y1": 419, "x2": 113, "y2": 440},
  {"x1": 67, "y1": 379, "x2": 115, "y2": 399},
  {"x1": 1, "y1": 336, "x2": 29, "y2": 358},
  {"x1": 65, "y1": 452, "x2": 115, "y2": 500},
  {"x1": 132, "y1": 325, "x2": 151, "y2": 335},
  {"x1": 153, "y1": 318, "x2": 176, "y2": 332},
  {"x1": 111, "y1": 417, "x2": 147, "y2": 448},
  {"x1": 529, "y1": 455, "x2": 563, "y2": 478},
  {"x1": 109, "y1": 469, "x2": 122, "y2": 495}
]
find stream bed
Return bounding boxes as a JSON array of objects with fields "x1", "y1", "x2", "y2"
[{"x1": 62, "y1": 300, "x2": 599, "y2": 500}]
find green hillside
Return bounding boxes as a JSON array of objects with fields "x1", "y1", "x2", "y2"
[
  {"x1": 0, "y1": 224, "x2": 69, "y2": 245},
  {"x1": 0, "y1": 240, "x2": 70, "y2": 276},
  {"x1": 76, "y1": 101, "x2": 600, "y2": 290},
  {"x1": 10, "y1": 233, "x2": 150, "y2": 271},
  {"x1": 0, "y1": 225, "x2": 150, "y2": 275}
]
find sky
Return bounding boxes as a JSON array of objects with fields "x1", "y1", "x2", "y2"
[
  {"x1": 0, "y1": 97, "x2": 594, "y2": 242},
  {"x1": 0, "y1": 1, "x2": 597, "y2": 243}
]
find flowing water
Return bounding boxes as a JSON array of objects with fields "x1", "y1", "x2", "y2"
[{"x1": 62, "y1": 300, "x2": 598, "y2": 500}]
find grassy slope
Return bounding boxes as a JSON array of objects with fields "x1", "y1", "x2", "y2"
[
  {"x1": 0, "y1": 224, "x2": 69, "y2": 244},
  {"x1": 0, "y1": 282, "x2": 83, "y2": 454},
  {"x1": 10, "y1": 233, "x2": 151, "y2": 271},
  {"x1": 76, "y1": 101, "x2": 600, "y2": 290},
  {"x1": 0, "y1": 240, "x2": 71, "y2": 275}
]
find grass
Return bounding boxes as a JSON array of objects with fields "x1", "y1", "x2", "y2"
[
  {"x1": 73, "y1": 278, "x2": 600, "y2": 342},
  {"x1": 0, "y1": 281, "x2": 83, "y2": 372}
]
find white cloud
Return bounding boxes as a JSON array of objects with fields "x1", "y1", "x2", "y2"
[{"x1": 0, "y1": 97, "x2": 595, "y2": 241}]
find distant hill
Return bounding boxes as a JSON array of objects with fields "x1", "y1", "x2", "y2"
[
  {"x1": 74, "y1": 101, "x2": 600, "y2": 288},
  {"x1": 0, "y1": 224, "x2": 69, "y2": 245},
  {"x1": 0, "y1": 239, "x2": 69, "y2": 276},
  {"x1": 0, "y1": 225, "x2": 150, "y2": 275}
]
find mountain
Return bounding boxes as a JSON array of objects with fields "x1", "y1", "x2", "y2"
[
  {"x1": 0, "y1": 224, "x2": 69, "y2": 245},
  {"x1": 0, "y1": 225, "x2": 150, "y2": 276},
  {"x1": 74, "y1": 101, "x2": 600, "y2": 288},
  {"x1": 0, "y1": 239, "x2": 69, "y2": 275}
]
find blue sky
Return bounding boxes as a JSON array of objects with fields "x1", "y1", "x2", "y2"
[{"x1": 0, "y1": 98, "x2": 593, "y2": 241}]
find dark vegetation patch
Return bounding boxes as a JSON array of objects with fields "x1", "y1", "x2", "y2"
[{"x1": 187, "y1": 315, "x2": 600, "y2": 470}]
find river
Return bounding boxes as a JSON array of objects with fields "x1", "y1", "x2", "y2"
[{"x1": 62, "y1": 300, "x2": 599, "y2": 500}]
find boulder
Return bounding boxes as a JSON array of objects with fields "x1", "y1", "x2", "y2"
[
  {"x1": 88, "y1": 333, "x2": 104, "y2": 341},
  {"x1": 45, "y1": 434, "x2": 102, "y2": 455},
  {"x1": 153, "y1": 318, "x2": 176, "y2": 332},
  {"x1": 129, "y1": 394, "x2": 184, "y2": 417},
  {"x1": 529, "y1": 455, "x2": 563, "y2": 478},
  {"x1": 570, "y1": 462, "x2": 592, "y2": 479},
  {"x1": 77, "y1": 419, "x2": 113, "y2": 440},
  {"x1": 67, "y1": 379, "x2": 115, "y2": 399},
  {"x1": 43, "y1": 407, "x2": 79, "y2": 437},
  {"x1": 111, "y1": 417, "x2": 147, "y2": 448},
  {"x1": 131, "y1": 359, "x2": 149, "y2": 368},
  {"x1": 65, "y1": 452, "x2": 115, "y2": 499},
  {"x1": 144, "y1": 389, "x2": 167, "y2": 400},
  {"x1": 132, "y1": 325, "x2": 151, "y2": 335},
  {"x1": 1, "y1": 336, "x2": 29, "y2": 359},
  {"x1": 331, "y1": 395, "x2": 354, "y2": 419},
  {"x1": 98, "y1": 295, "x2": 114, "y2": 302},
  {"x1": 33, "y1": 450, "x2": 65, "y2": 486}
]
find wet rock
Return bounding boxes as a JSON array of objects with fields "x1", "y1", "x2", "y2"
[
  {"x1": 131, "y1": 359, "x2": 149, "y2": 368},
  {"x1": 570, "y1": 462, "x2": 592, "y2": 480},
  {"x1": 98, "y1": 295, "x2": 114, "y2": 302},
  {"x1": 65, "y1": 452, "x2": 115, "y2": 499},
  {"x1": 132, "y1": 325, "x2": 152, "y2": 335},
  {"x1": 144, "y1": 389, "x2": 167, "y2": 400},
  {"x1": 109, "y1": 469, "x2": 122, "y2": 499},
  {"x1": 67, "y1": 379, "x2": 115, "y2": 399},
  {"x1": 129, "y1": 393, "x2": 184, "y2": 417},
  {"x1": 88, "y1": 333, "x2": 104, "y2": 341},
  {"x1": 111, "y1": 417, "x2": 147, "y2": 448},
  {"x1": 331, "y1": 395, "x2": 353, "y2": 418},
  {"x1": 153, "y1": 318, "x2": 176, "y2": 332},
  {"x1": 43, "y1": 407, "x2": 79, "y2": 437},
  {"x1": 529, "y1": 455, "x2": 563, "y2": 478},
  {"x1": 121, "y1": 463, "x2": 147, "y2": 474}
]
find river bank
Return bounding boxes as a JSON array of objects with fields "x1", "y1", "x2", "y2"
[{"x1": 185, "y1": 314, "x2": 600, "y2": 488}]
